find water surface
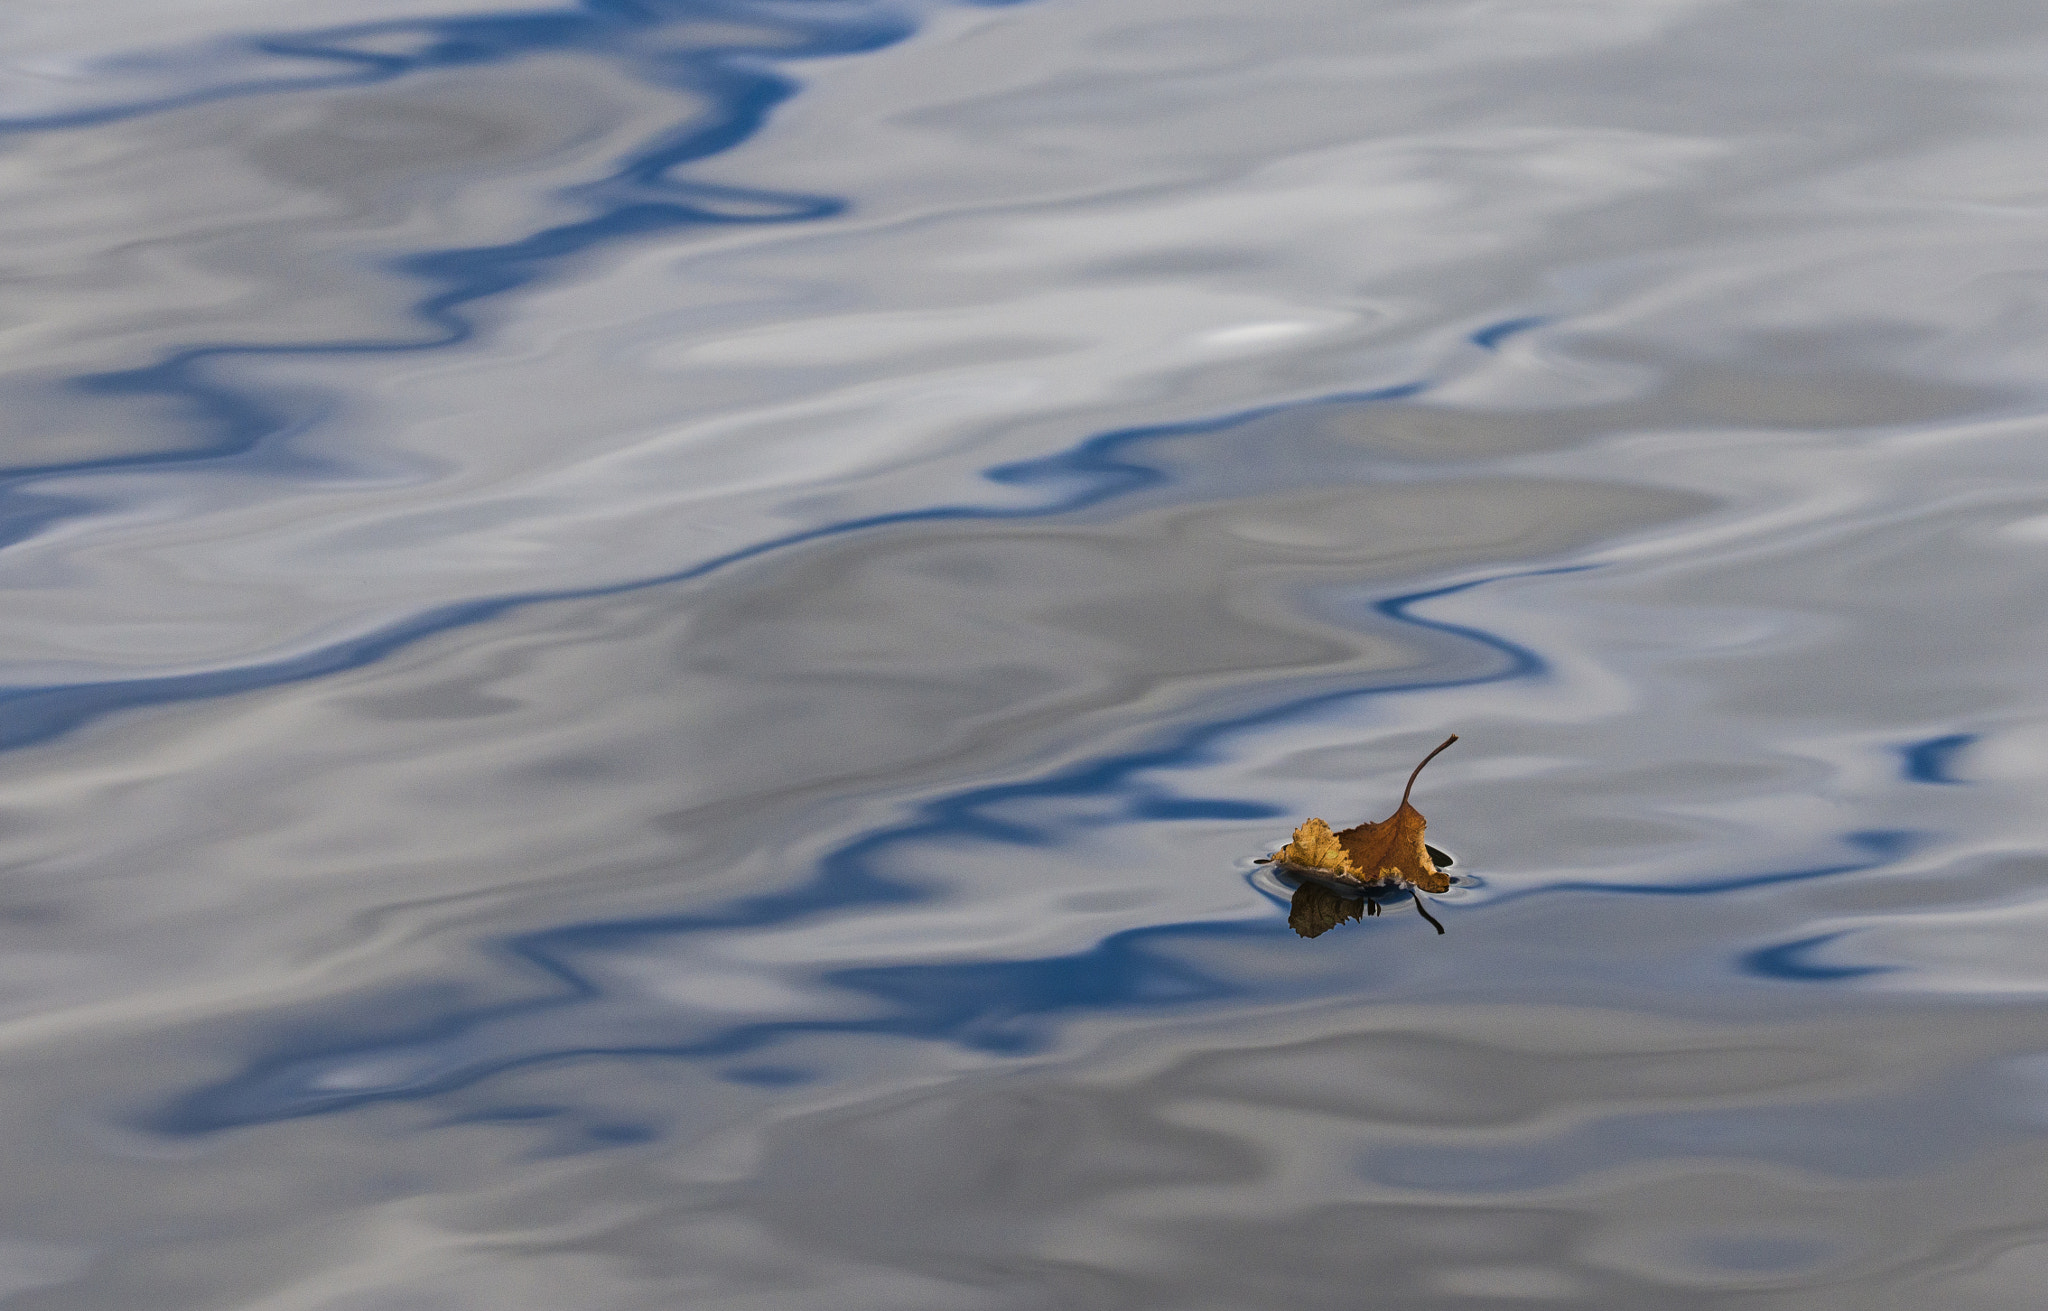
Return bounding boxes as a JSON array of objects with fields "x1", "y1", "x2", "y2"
[{"x1": 5, "y1": 0, "x2": 2048, "y2": 1306}]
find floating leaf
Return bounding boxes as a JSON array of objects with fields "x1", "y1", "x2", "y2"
[{"x1": 1265, "y1": 734, "x2": 1459, "y2": 934}]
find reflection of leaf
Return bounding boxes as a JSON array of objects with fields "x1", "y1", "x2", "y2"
[
  {"x1": 1266, "y1": 735, "x2": 1459, "y2": 934},
  {"x1": 1289, "y1": 882, "x2": 1364, "y2": 938}
]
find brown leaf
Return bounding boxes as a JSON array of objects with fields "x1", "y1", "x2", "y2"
[
  {"x1": 1271, "y1": 817, "x2": 1356, "y2": 879},
  {"x1": 1336, "y1": 802, "x2": 1447, "y2": 894},
  {"x1": 1265, "y1": 735, "x2": 1459, "y2": 927}
]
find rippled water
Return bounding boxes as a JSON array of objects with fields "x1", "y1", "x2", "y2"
[{"x1": 6, "y1": 0, "x2": 2048, "y2": 1305}]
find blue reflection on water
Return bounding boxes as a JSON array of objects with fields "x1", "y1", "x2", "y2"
[
  {"x1": 152, "y1": 921, "x2": 1257, "y2": 1132},
  {"x1": 1741, "y1": 931, "x2": 1896, "y2": 982},
  {"x1": 0, "y1": 380, "x2": 1426, "y2": 751},
  {"x1": 1900, "y1": 732, "x2": 1975, "y2": 785},
  {"x1": 1468, "y1": 315, "x2": 1549, "y2": 351},
  {"x1": 1463, "y1": 832, "x2": 1916, "y2": 917}
]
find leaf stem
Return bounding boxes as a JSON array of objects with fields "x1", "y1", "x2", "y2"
[
  {"x1": 1399, "y1": 734, "x2": 1459, "y2": 809},
  {"x1": 1411, "y1": 894, "x2": 1445, "y2": 934}
]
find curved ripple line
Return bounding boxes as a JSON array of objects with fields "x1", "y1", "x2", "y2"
[
  {"x1": 1741, "y1": 931, "x2": 1898, "y2": 982},
  {"x1": 0, "y1": 382, "x2": 1426, "y2": 751},
  {"x1": 1469, "y1": 314, "x2": 1549, "y2": 351},
  {"x1": 1476, "y1": 829, "x2": 1921, "y2": 908}
]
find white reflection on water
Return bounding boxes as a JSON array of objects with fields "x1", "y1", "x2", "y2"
[{"x1": 5, "y1": 0, "x2": 2048, "y2": 1307}]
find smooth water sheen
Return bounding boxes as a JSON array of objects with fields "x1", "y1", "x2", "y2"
[{"x1": 5, "y1": 0, "x2": 2048, "y2": 1306}]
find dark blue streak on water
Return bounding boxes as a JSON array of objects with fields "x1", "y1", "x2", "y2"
[
  {"x1": 1741, "y1": 931, "x2": 1897, "y2": 982},
  {"x1": 0, "y1": 382, "x2": 1425, "y2": 752},
  {"x1": 0, "y1": 0, "x2": 916, "y2": 549},
  {"x1": 1476, "y1": 829, "x2": 1919, "y2": 911},
  {"x1": 1469, "y1": 315, "x2": 1549, "y2": 351},
  {"x1": 1901, "y1": 732, "x2": 1975, "y2": 784}
]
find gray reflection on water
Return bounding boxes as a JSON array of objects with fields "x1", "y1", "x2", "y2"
[{"x1": 476, "y1": 1003, "x2": 2048, "y2": 1307}]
